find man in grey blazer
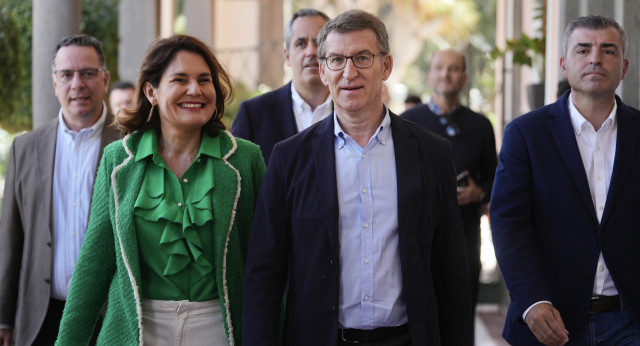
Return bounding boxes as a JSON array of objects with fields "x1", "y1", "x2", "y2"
[{"x1": 0, "y1": 34, "x2": 120, "y2": 346}]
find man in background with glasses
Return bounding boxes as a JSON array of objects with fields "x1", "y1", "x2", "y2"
[
  {"x1": 244, "y1": 10, "x2": 472, "y2": 346},
  {"x1": 0, "y1": 34, "x2": 119, "y2": 346},
  {"x1": 401, "y1": 49, "x2": 497, "y2": 323},
  {"x1": 232, "y1": 8, "x2": 332, "y2": 165}
]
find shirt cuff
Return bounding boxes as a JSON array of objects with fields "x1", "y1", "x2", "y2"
[{"x1": 523, "y1": 301, "x2": 553, "y2": 322}]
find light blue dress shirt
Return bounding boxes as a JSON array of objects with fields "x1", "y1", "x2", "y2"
[
  {"x1": 51, "y1": 104, "x2": 106, "y2": 300},
  {"x1": 334, "y1": 109, "x2": 408, "y2": 329}
]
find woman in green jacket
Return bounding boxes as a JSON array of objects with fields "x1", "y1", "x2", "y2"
[{"x1": 56, "y1": 35, "x2": 265, "y2": 345}]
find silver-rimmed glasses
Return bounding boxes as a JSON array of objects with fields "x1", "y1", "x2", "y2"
[{"x1": 320, "y1": 53, "x2": 385, "y2": 71}]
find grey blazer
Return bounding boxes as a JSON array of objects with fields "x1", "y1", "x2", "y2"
[{"x1": 0, "y1": 114, "x2": 120, "y2": 346}]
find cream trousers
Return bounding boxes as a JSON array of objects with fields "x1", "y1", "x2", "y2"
[{"x1": 142, "y1": 298, "x2": 227, "y2": 345}]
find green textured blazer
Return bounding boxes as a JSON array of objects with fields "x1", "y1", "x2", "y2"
[{"x1": 55, "y1": 130, "x2": 265, "y2": 346}]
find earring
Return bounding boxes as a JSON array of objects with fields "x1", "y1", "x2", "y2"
[{"x1": 147, "y1": 104, "x2": 155, "y2": 123}]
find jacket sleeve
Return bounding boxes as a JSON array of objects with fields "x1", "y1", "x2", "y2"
[
  {"x1": 231, "y1": 101, "x2": 254, "y2": 142},
  {"x1": 0, "y1": 140, "x2": 22, "y2": 327},
  {"x1": 477, "y1": 119, "x2": 498, "y2": 204},
  {"x1": 431, "y1": 141, "x2": 475, "y2": 345},
  {"x1": 489, "y1": 121, "x2": 551, "y2": 321},
  {"x1": 56, "y1": 154, "x2": 117, "y2": 346},
  {"x1": 242, "y1": 144, "x2": 289, "y2": 345}
]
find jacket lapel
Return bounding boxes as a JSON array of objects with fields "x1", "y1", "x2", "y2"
[
  {"x1": 390, "y1": 114, "x2": 421, "y2": 241},
  {"x1": 311, "y1": 116, "x2": 340, "y2": 251},
  {"x1": 112, "y1": 134, "x2": 146, "y2": 271},
  {"x1": 36, "y1": 121, "x2": 59, "y2": 233},
  {"x1": 210, "y1": 133, "x2": 240, "y2": 261},
  {"x1": 98, "y1": 112, "x2": 121, "y2": 163},
  {"x1": 601, "y1": 97, "x2": 640, "y2": 227},
  {"x1": 268, "y1": 82, "x2": 298, "y2": 140},
  {"x1": 548, "y1": 96, "x2": 598, "y2": 222}
]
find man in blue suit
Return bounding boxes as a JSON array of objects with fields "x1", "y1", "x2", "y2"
[
  {"x1": 243, "y1": 9, "x2": 473, "y2": 346},
  {"x1": 232, "y1": 8, "x2": 332, "y2": 164},
  {"x1": 491, "y1": 15, "x2": 640, "y2": 345}
]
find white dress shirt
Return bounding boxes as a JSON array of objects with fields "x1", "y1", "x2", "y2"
[
  {"x1": 334, "y1": 109, "x2": 408, "y2": 329},
  {"x1": 567, "y1": 93, "x2": 618, "y2": 296},
  {"x1": 291, "y1": 83, "x2": 332, "y2": 132},
  {"x1": 51, "y1": 104, "x2": 107, "y2": 300}
]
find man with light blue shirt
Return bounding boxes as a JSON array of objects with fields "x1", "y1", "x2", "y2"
[
  {"x1": 243, "y1": 10, "x2": 473, "y2": 346},
  {"x1": 0, "y1": 34, "x2": 119, "y2": 346},
  {"x1": 232, "y1": 8, "x2": 332, "y2": 165}
]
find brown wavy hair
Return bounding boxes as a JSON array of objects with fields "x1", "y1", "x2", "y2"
[{"x1": 116, "y1": 35, "x2": 233, "y2": 136}]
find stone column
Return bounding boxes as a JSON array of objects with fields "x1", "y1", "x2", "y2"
[
  {"x1": 184, "y1": 0, "x2": 213, "y2": 43},
  {"x1": 259, "y1": 0, "x2": 284, "y2": 89},
  {"x1": 118, "y1": 0, "x2": 159, "y2": 83},
  {"x1": 32, "y1": 0, "x2": 81, "y2": 129}
]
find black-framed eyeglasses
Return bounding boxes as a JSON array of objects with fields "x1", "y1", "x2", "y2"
[
  {"x1": 320, "y1": 52, "x2": 386, "y2": 71},
  {"x1": 439, "y1": 115, "x2": 461, "y2": 137},
  {"x1": 53, "y1": 68, "x2": 106, "y2": 83}
]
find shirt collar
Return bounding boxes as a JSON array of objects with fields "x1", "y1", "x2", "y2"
[
  {"x1": 333, "y1": 106, "x2": 391, "y2": 148},
  {"x1": 291, "y1": 82, "x2": 332, "y2": 112},
  {"x1": 568, "y1": 92, "x2": 617, "y2": 135},
  {"x1": 57, "y1": 101, "x2": 107, "y2": 139},
  {"x1": 428, "y1": 100, "x2": 460, "y2": 116},
  {"x1": 135, "y1": 129, "x2": 222, "y2": 162}
]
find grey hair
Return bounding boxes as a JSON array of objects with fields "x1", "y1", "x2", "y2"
[
  {"x1": 284, "y1": 8, "x2": 330, "y2": 49},
  {"x1": 563, "y1": 15, "x2": 628, "y2": 57},
  {"x1": 316, "y1": 9, "x2": 390, "y2": 59},
  {"x1": 51, "y1": 34, "x2": 106, "y2": 71}
]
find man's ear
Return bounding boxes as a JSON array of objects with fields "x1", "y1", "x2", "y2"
[
  {"x1": 382, "y1": 54, "x2": 393, "y2": 81},
  {"x1": 319, "y1": 65, "x2": 329, "y2": 86}
]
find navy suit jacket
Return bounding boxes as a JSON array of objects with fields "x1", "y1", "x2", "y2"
[
  {"x1": 231, "y1": 82, "x2": 298, "y2": 165},
  {"x1": 243, "y1": 112, "x2": 473, "y2": 346},
  {"x1": 490, "y1": 92, "x2": 640, "y2": 345}
]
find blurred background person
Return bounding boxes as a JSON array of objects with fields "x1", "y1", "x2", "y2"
[
  {"x1": 55, "y1": 35, "x2": 265, "y2": 345},
  {"x1": 404, "y1": 94, "x2": 422, "y2": 110},
  {"x1": 232, "y1": 8, "x2": 331, "y2": 165},
  {"x1": 108, "y1": 80, "x2": 135, "y2": 116},
  {"x1": 401, "y1": 49, "x2": 497, "y2": 324},
  {"x1": 0, "y1": 34, "x2": 119, "y2": 346}
]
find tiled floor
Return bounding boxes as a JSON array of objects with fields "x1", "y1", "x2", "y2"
[{"x1": 475, "y1": 304, "x2": 510, "y2": 345}]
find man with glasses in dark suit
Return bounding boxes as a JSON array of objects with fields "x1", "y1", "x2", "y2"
[
  {"x1": 401, "y1": 49, "x2": 497, "y2": 322},
  {"x1": 243, "y1": 11, "x2": 473, "y2": 346}
]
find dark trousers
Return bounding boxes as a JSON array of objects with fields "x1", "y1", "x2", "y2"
[{"x1": 32, "y1": 298, "x2": 102, "y2": 346}]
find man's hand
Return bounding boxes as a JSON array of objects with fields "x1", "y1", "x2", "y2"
[
  {"x1": 0, "y1": 328, "x2": 12, "y2": 346},
  {"x1": 525, "y1": 303, "x2": 569, "y2": 346},
  {"x1": 457, "y1": 175, "x2": 483, "y2": 206}
]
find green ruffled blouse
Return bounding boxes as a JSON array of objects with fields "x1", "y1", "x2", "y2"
[{"x1": 133, "y1": 129, "x2": 221, "y2": 302}]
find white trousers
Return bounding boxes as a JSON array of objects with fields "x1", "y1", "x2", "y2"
[{"x1": 142, "y1": 298, "x2": 228, "y2": 345}]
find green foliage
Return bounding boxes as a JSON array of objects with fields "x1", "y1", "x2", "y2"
[
  {"x1": 81, "y1": 0, "x2": 120, "y2": 86},
  {"x1": 0, "y1": 0, "x2": 119, "y2": 133},
  {"x1": 490, "y1": 0, "x2": 546, "y2": 79},
  {"x1": 490, "y1": 33, "x2": 545, "y2": 67},
  {"x1": 0, "y1": 0, "x2": 33, "y2": 131}
]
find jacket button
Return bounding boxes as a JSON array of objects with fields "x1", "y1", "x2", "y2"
[
  {"x1": 45, "y1": 279, "x2": 51, "y2": 284},
  {"x1": 46, "y1": 242, "x2": 51, "y2": 247}
]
